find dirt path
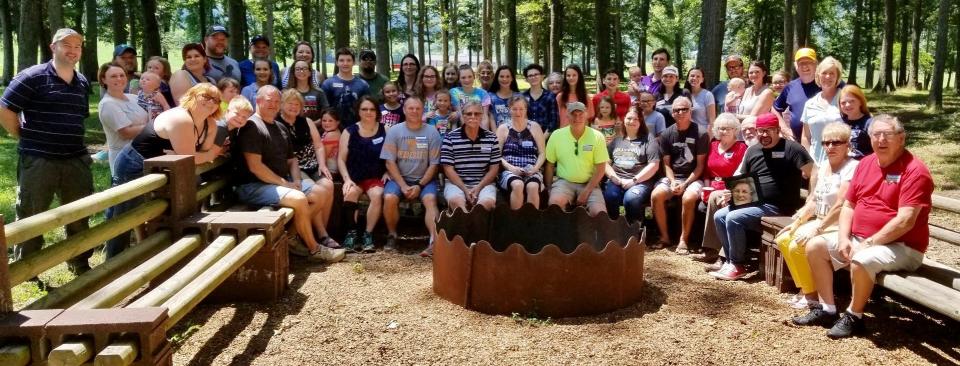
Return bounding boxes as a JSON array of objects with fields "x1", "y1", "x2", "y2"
[{"x1": 173, "y1": 246, "x2": 958, "y2": 365}]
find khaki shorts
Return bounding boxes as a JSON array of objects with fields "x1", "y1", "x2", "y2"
[
  {"x1": 443, "y1": 183, "x2": 497, "y2": 203},
  {"x1": 825, "y1": 235, "x2": 924, "y2": 281},
  {"x1": 550, "y1": 178, "x2": 605, "y2": 208}
]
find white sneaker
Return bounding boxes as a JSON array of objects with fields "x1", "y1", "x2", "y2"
[{"x1": 309, "y1": 246, "x2": 346, "y2": 263}]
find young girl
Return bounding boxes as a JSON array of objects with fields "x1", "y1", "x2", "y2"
[
  {"x1": 425, "y1": 89, "x2": 458, "y2": 138},
  {"x1": 450, "y1": 65, "x2": 492, "y2": 129},
  {"x1": 240, "y1": 59, "x2": 274, "y2": 108},
  {"x1": 320, "y1": 109, "x2": 342, "y2": 177},
  {"x1": 638, "y1": 91, "x2": 666, "y2": 140},
  {"x1": 144, "y1": 56, "x2": 176, "y2": 107},
  {"x1": 486, "y1": 65, "x2": 520, "y2": 129},
  {"x1": 593, "y1": 96, "x2": 619, "y2": 144},
  {"x1": 379, "y1": 82, "x2": 404, "y2": 129},
  {"x1": 557, "y1": 64, "x2": 593, "y2": 128},
  {"x1": 217, "y1": 77, "x2": 241, "y2": 113}
]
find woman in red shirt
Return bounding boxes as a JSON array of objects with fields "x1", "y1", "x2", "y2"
[{"x1": 690, "y1": 113, "x2": 748, "y2": 259}]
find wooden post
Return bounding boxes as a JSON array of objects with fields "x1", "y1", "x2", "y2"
[
  {"x1": 1, "y1": 214, "x2": 12, "y2": 313},
  {"x1": 144, "y1": 156, "x2": 198, "y2": 232}
]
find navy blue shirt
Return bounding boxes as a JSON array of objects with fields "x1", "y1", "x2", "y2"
[
  {"x1": 1, "y1": 61, "x2": 90, "y2": 159},
  {"x1": 237, "y1": 59, "x2": 281, "y2": 88},
  {"x1": 773, "y1": 78, "x2": 821, "y2": 140},
  {"x1": 844, "y1": 114, "x2": 873, "y2": 160},
  {"x1": 321, "y1": 75, "x2": 370, "y2": 128},
  {"x1": 523, "y1": 89, "x2": 559, "y2": 133}
]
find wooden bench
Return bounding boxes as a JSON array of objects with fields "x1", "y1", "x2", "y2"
[{"x1": 759, "y1": 194, "x2": 960, "y2": 322}]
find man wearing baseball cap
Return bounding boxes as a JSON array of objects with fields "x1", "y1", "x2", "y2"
[
  {"x1": 238, "y1": 35, "x2": 280, "y2": 88},
  {"x1": 544, "y1": 101, "x2": 610, "y2": 216},
  {"x1": 0, "y1": 28, "x2": 96, "y2": 278},
  {"x1": 773, "y1": 48, "x2": 821, "y2": 141},
  {"x1": 204, "y1": 25, "x2": 241, "y2": 82},
  {"x1": 711, "y1": 54, "x2": 746, "y2": 115},
  {"x1": 709, "y1": 112, "x2": 813, "y2": 280},
  {"x1": 357, "y1": 50, "x2": 389, "y2": 99},
  {"x1": 113, "y1": 44, "x2": 139, "y2": 92}
]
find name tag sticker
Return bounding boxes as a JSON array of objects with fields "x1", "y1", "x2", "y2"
[
  {"x1": 333, "y1": 82, "x2": 344, "y2": 88},
  {"x1": 673, "y1": 142, "x2": 687, "y2": 147},
  {"x1": 885, "y1": 174, "x2": 901, "y2": 184},
  {"x1": 772, "y1": 151, "x2": 785, "y2": 158},
  {"x1": 583, "y1": 144, "x2": 594, "y2": 152},
  {"x1": 381, "y1": 110, "x2": 389, "y2": 115},
  {"x1": 724, "y1": 152, "x2": 734, "y2": 159},
  {"x1": 521, "y1": 140, "x2": 534, "y2": 148},
  {"x1": 481, "y1": 146, "x2": 492, "y2": 153},
  {"x1": 372, "y1": 137, "x2": 384, "y2": 145},
  {"x1": 685, "y1": 137, "x2": 695, "y2": 144}
]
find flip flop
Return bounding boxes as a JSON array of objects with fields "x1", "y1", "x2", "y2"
[
  {"x1": 675, "y1": 242, "x2": 690, "y2": 255},
  {"x1": 649, "y1": 239, "x2": 670, "y2": 249}
]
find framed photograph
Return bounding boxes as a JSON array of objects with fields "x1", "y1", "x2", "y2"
[{"x1": 723, "y1": 174, "x2": 763, "y2": 210}]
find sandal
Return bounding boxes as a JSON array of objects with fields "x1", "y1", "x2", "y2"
[
  {"x1": 649, "y1": 239, "x2": 670, "y2": 250},
  {"x1": 675, "y1": 242, "x2": 690, "y2": 255}
]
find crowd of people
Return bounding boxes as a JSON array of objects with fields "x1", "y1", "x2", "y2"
[{"x1": 0, "y1": 27, "x2": 934, "y2": 340}]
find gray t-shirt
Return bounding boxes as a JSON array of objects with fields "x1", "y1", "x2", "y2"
[
  {"x1": 98, "y1": 93, "x2": 149, "y2": 172},
  {"x1": 380, "y1": 122, "x2": 442, "y2": 183},
  {"x1": 205, "y1": 55, "x2": 241, "y2": 82},
  {"x1": 690, "y1": 89, "x2": 716, "y2": 129},
  {"x1": 644, "y1": 111, "x2": 666, "y2": 141}
]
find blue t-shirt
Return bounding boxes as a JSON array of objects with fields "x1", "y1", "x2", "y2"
[
  {"x1": 321, "y1": 74, "x2": 370, "y2": 128},
  {"x1": 237, "y1": 59, "x2": 280, "y2": 88},
  {"x1": 711, "y1": 80, "x2": 730, "y2": 115},
  {"x1": 773, "y1": 78, "x2": 821, "y2": 140},
  {"x1": 489, "y1": 92, "x2": 518, "y2": 129},
  {"x1": 426, "y1": 111, "x2": 456, "y2": 138}
]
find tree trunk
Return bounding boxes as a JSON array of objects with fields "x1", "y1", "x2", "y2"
[
  {"x1": 865, "y1": 0, "x2": 877, "y2": 87},
  {"x1": 141, "y1": 0, "x2": 161, "y2": 59},
  {"x1": 494, "y1": 0, "x2": 501, "y2": 65},
  {"x1": 531, "y1": 21, "x2": 540, "y2": 66},
  {"x1": 127, "y1": 0, "x2": 137, "y2": 50},
  {"x1": 664, "y1": 0, "x2": 682, "y2": 73},
  {"x1": 199, "y1": 0, "x2": 208, "y2": 41},
  {"x1": 441, "y1": 0, "x2": 449, "y2": 64},
  {"x1": 264, "y1": 0, "x2": 275, "y2": 58},
  {"x1": 906, "y1": 0, "x2": 921, "y2": 89},
  {"x1": 873, "y1": 0, "x2": 896, "y2": 93},
  {"x1": 365, "y1": 0, "x2": 372, "y2": 49},
  {"x1": 228, "y1": 0, "x2": 245, "y2": 59},
  {"x1": 697, "y1": 0, "x2": 727, "y2": 89},
  {"x1": 17, "y1": 0, "x2": 40, "y2": 71},
  {"x1": 896, "y1": 0, "x2": 909, "y2": 87},
  {"x1": 406, "y1": 0, "x2": 414, "y2": 55},
  {"x1": 549, "y1": 0, "x2": 563, "y2": 71},
  {"x1": 955, "y1": 5, "x2": 960, "y2": 95},
  {"x1": 353, "y1": 0, "x2": 362, "y2": 47},
  {"x1": 111, "y1": 0, "x2": 126, "y2": 45},
  {"x1": 418, "y1": 0, "x2": 425, "y2": 63},
  {"x1": 637, "y1": 0, "x2": 650, "y2": 75},
  {"x1": 452, "y1": 0, "x2": 459, "y2": 62},
  {"x1": 927, "y1": 0, "x2": 949, "y2": 110},
  {"x1": 39, "y1": 3, "x2": 52, "y2": 63},
  {"x1": 47, "y1": 0, "x2": 63, "y2": 30},
  {"x1": 0, "y1": 0, "x2": 14, "y2": 84},
  {"x1": 783, "y1": 0, "x2": 795, "y2": 74},
  {"x1": 482, "y1": 0, "x2": 492, "y2": 60},
  {"x1": 612, "y1": 0, "x2": 624, "y2": 73},
  {"x1": 301, "y1": 0, "x2": 312, "y2": 43},
  {"x1": 81, "y1": 0, "x2": 97, "y2": 80},
  {"x1": 595, "y1": 0, "x2": 610, "y2": 75},
  {"x1": 794, "y1": 0, "x2": 811, "y2": 47},
  {"x1": 320, "y1": 0, "x2": 329, "y2": 77},
  {"x1": 505, "y1": 0, "x2": 516, "y2": 67},
  {"x1": 375, "y1": 0, "x2": 390, "y2": 76},
  {"x1": 847, "y1": 0, "x2": 862, "y2": 85},
  {"x1": 334, "y1": 0, "x2": 349, "y2": 50}
]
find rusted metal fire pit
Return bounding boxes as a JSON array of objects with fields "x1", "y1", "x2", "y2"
[{"x1": 433, "y1": 204, "x2": 646, "y2": 318}]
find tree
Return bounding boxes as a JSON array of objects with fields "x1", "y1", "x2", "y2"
[
  {"x1": 111, "y1": 0, "x2": 126, "y2": 45},
  {"x1": 81, "y1": 0, "x2": 97, "y2": 80},
  {"x1": 896, "y1": 0, "x2": 909, "y2": 87},
  {"x1": 441, "y1": 0, "x2": 450, "y2": 63},
  {"x1": 793, "y1": 0, "x2": 811, "y2": 47},
  {"x1": 505, "y1": 0, "x2": 517, "y2": 67},
  {"x1": 697, "y1": 0, "x2": 726, "y2": 89},
  {"x1": 334, "y1": 0, "x2": 349, "y2": 50},
  {"x1": 264, "y1": 0, "x2": 275, "y2": 58},
  {"x1": 319, "y1": 0, "x2": 329, "y2": 77},
  {"x1": 549, "y1": 0, "x2": 563, "y2": 71},
  {"x1": 374, "y1": 0, "x2": 390, "y2": 77},
  {"x1": 927, "y1": 0, "x2": 949, "y2": 110},
  {"x1": 637, "y1": 0, "x2": 651, "y2": 75},
  {"x1": 482, "y1": 0, "x2": 492, "y2": 60},
  {"x1": 228, "y1": 0, "x2": 245, "y2": 59},
  {"x1": 199, "y1": 0, "x2": 208, "y2": 41},
  {"x1": 141, "y1": 0, "x2": 161, "y2": 59},
  {"x1": 0, "y1": 0, "x2": 13, "y2": 84},
  {"x1": 906, "y1": 0, "x2": 922, "y2": 89},
  {"x1": 612, "y1": 0, "x2": 624, "y2": 73},
  {"x1": 127, "y1": 0, "x2": 137, "y2": 50},
  {"x1": 406, "y1": 0, "x2": 414, "y2": 55},
  {"x1": 873, "y1": 0, "x2": 896, "y2": 92},
  {"x1": 783, "y1": 0, "x2": 794, "y2": 74},
  {"x1": 418, "y1": 0, "x2": 426, "y2": 63},
  {"x1": 847, "y1": 0, "x2": 863, "y2": 85},
  {"x1": 301, "y1": 0, "x2": 312, "y2": 43},
  {"x1": 18, "y1": 0, "x2": 41, "y2": 72},
  {"x1": 48, "y1": 0, "x2": 64, "y2": 30},
  {"x1": 595, "y1": 0, "x2": 611, "y2": 75}
]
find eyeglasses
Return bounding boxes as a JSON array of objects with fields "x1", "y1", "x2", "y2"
[
  {"x1": 870, "y1": 131, "x2": 900, "y2": 139},
  {"x1": 294, "y1": 67, "x2": 310, "y2": 72},
  {"x1": 463, "y1": 112, "x2": 482, "y2": 116},
  {"x1": 671, "y1": 108, "x2": 690, "y2": 114},
  {"x1": 717, "y1": 127, "x2": 736, "y2": 132},
  {"x1": 822, "y1": 140, "x2": 848, "y2": 147},
  {"x1": 756, "y1": 127, "x2": 778, "y2": 135},
  {"x1": 525, "y1": 73, "x2": 541, "y2": 78},
  {"x1": 423, "y1": 74, "x2": 437, "y2": 79}
]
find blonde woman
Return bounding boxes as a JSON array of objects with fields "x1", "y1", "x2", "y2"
[{"x1": 801, "y1": 57, "x2": 844, "y2": 165}]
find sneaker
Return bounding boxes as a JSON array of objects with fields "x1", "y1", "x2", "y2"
[
  {"x1": 361, "y1": 231, "x2": 376, "y2": 253},
  {"x1": 321, "y1": 236, "x2": 341, "y2": 249},
  {"x1": 308, "y1": 246, "x2": 346, "y2": 263},
  {"x1": 384, "y1": 235, "x2": 398, "y2": 252},
  {"x1": 792, "y1": 307, "x2": 839, "y2": 327},
  {"x1": 288, "y1": 236, "x2": 310, "y2": 257},
  {"x1": 827, "y1": 312, "x2": 865, "y2": 339},
  {"x1": 704, "y1": 258, "x2": 725, "y2": 273},
  {"x1": 710, "y1": 263, "x2": 748, "y2": 281},
  {"x1": 343, "y1": 230, "x2": 359, "y2": 252}
]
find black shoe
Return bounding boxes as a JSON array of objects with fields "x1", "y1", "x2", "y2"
[
  {"x1": 384, "y1": 235, "x2": 398, "y2": 252},
  {"x1": 361, "y1": 231, "x2": 376, "y2": 253},
  {"x1": 792, "y1": 307, "x2": 839, "y2": 327},
  {"x1": 827, "y1": 312, "x2": 865, "y2": 339}
]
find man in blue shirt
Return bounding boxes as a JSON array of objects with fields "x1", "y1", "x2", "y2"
[
  {"x1": 711, "y1": 54, "x2": 745, "y2": 114},
  {"x1": 773, "y1": 48, "x2": 821, "y2": 141},
  {"x1": 321, "y1": 48, "x2": 370, "y2": 127},
  {"x1": 238, "y1": 35, "x2": 280, "y2": 88},
  {"x1": 0, "y1": 28, "x2": 96, "y2": 276}
]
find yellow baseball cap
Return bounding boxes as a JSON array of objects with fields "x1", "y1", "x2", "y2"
[{"x1": 794, "y1": 48, "x2": 817, "y2": 62}]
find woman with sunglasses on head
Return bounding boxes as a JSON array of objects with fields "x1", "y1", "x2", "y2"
[
  {"x1": 280, "y1": 41, "x2": 322, "y2": 89},
  {"x1": 170, "y1": 43, "x2": 215, "y2": 102}
]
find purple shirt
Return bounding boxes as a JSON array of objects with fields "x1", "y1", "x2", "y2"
[
  {"x1": 773, "y1": 78, "x2": 820, "y2": 140},
  {"x1": 639, "y1": 73, "x2": 662, "y2": 99}
]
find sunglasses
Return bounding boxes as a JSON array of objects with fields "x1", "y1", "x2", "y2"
[
  {"x1": 822, "y1": 140, "x2": 848, "y2": 147},
  {"x1": 672, "y1": 108, "x2": 690, "y2": 114},
  {"x1": 463, "y1": 112, "x2": 482, "y2": 116},
  {"x1": 573, "y1": 140, "x2": 579, "y2": 156}
]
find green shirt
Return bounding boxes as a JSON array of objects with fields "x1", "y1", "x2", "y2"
[
  {"x1": 358, "y1": 72, "x2": 389, "y2": 102},
  {"x1": 546, "y1": 126, "x2": 610, "y2": 184}
]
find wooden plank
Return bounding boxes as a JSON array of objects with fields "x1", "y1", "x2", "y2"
[
  {"x1": 24, "y1": 231, "x2": 172, "y2": 310},
  {"x1": 929, "y1": 225, "x2": 960, "y2": 247},
  {"x1": 877, "y1": 272, "x2": 960, "y2": 322},
  {"x1": 0, "y1": 344, "x2": 30, "y2": 366},
  {"x1": 194, "y1": 157, "x2": 227, "y2": 175},
  {"x1": 932, "y1": 194, "x2": 960, "y2": 213},
  {"x1": 93, "y1": 340, "x2": 138, "y2": 366},
  {"x1": 4, "y1": 174, "x2": 167, "y2": 247},
  {"x1": 128, "y1": 235, "x2": 237, "y2": 307},
  {"x1": 915, "y1": 258, "x2": 960, "y2": 291},
  {"x1": 1, "y1": 214, "x2": 11, "y2": 313},
  {"x1": 161, "y1": 234, "x2": 265, "y2": 329},
  {"x1": 196, "y1": 179, "x2": 227, "y2": 203},
  {"x1": 8, "y1": 200, "x2": 169, "y2": 286},
  {"x1": 69, "y1": 235, "x2": 202, "y2": 310},
  {"x1": 47, "y1": 340, "x2": 93, "y2": 366}
]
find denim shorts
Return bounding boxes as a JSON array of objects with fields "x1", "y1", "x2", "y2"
[
  {"x1": 383, "y1": 179, "x2": 438, "y2": 200},
  {"x1": 236, "y1": 179, "x2": 315, "y2": 207}
]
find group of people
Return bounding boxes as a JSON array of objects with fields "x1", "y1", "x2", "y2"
[{"x1": 0, "y1": 27, "x2": 934, "y2": 340}]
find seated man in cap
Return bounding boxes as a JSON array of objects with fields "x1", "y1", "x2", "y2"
[
  {"x1": 238, "y1": 35, "x2": 281, "y2": 88},
  {"x1": 544, "y1": 101, "x2": 609, "y2": 215},
  {"x1": 709, "y1": 112, "x2": 813, "y2": 280}
]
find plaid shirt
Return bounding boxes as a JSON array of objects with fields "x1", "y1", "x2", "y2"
[{"x1": 523, "y1": 89, "x2": 559, "y2": 133}]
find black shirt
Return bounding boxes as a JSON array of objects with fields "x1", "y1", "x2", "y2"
[
  {"x1": 235, "y1": 114, "x2": 294, "y2": 185},
  {"x1": 740, "y1": 139, "x2": 812, "y2": 213},
  {"x1": 658, "y1": 123, "x2": 710, "y2": 178}
]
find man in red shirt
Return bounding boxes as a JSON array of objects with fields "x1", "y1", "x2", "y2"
[
  {"x1": 592, "y1": 69, "x2": 632, "y2": 120},
  {"x1": 792, "y1": 114, "x2": 933, "y2": 339}
]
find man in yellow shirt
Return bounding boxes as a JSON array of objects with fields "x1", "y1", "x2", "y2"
[{"x1": 544, "y1": 101, "x2": 610, "y2": 215}]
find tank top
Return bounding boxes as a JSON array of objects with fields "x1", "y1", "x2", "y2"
[
  {"x1": 130, "y1": 121, "x2": 174, "y2": 159},
  {"x1": 279, "y1": 115, "x2": 319, "y2": 173},
  {"x1": 501, "y1": 124, "x2": 539, "y2": 169},
  {"x1": 738, "y1": 84, "x2": 769, "y2": 115},
  {"x1": 345, "y1": 123, "x2": 387, "y2": 182}
]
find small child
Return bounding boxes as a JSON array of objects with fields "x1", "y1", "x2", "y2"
[
  {"x1": 724, "y1": 78, "x2": 746, "y2": 114},
  {"x1": 425, "y1": 89, "x2": 458, "y2": 138},
  {"x1": 627, "y1": 65, "x2": 645, "y2": 103},
  {"x1": 592, "y1": 96, "x2": 619, "y2": 144},
  {"x1": 379, "y1": 82, "x2": 404, "y2": 129},
  {"x1": 319, "y1": 109, "x2": 342, "y2": 176},
  {"x1": 137, "y1": 71, "x2": 170, "y2": 121}
]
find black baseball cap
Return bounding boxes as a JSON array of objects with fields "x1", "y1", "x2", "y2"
[
  {"x1": 250, "y1": 35, "x2": 270, "y2": 46},
  {"x1": 359, "y1": 50, "x2": 376, "y2": 61},
  {"x1": 206, "y1": 25, "x2": 229, "y2": 37}
]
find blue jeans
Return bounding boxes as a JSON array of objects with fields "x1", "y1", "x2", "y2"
[
  {"x1": 713, "y1": 203, "x2": 780, "y2": 264},
  {"x1": 602, "y1": 180, "x2": 653, "y2": 222},
  {"x1": 105, "y1": 145, "x2": 147, "y2": 258}
]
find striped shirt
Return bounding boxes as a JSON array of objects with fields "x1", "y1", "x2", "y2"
[
  {"x1": 440, "y1": 127, "x2": 501, "y2": 186},
  {"x1": 1, "y1": 61, "x2": 90, "y2": 158}
]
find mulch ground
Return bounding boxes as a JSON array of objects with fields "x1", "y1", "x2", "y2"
[{"x1": 172, "y1": 238, "x2": 959, "y2": 365}]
